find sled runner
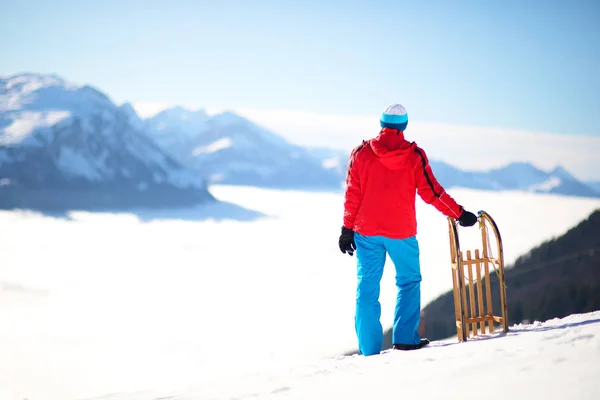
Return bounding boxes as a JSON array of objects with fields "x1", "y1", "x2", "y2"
[{"x1": 448, "y1": 211, "x2": 508, "y2": 342}]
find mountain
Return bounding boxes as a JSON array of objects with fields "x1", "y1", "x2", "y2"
[
  {"x1": 136, "y1": 102, "x2": 596, "y2": 197},
  {"x1": 305, "y1": 146, "x2": 598, "y2": 198},
  {"x1": 428, "y1": 160, "x2": 500, "y2": 190},
  {"x1": 0, "y1": 73, "x2": 213, "y2": 210},
  {"x1": 396, "y1": 208, "x2": 600, "y2": 343},
  {"x1": 587, "y1": 181, "x2": 600, "y2": 195},
  {"x1": 306, "y1": 146, "x2": 350, "y2": 177},
  {"x1": 484, "y1": 162, "x2": 598, "y2": 197},
  {"x1": 427, "y1": 161, "x2": 599, "y2": 198},
  {"x1": 144, "y1": 108, "x2": 343, "y2": 190}
]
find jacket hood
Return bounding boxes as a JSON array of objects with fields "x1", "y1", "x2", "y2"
[{"x1": 368, "y1": 128, "x2": 414, "y2": 170}]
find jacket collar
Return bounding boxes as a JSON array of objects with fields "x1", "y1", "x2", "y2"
[{"x1": 380, "y1": 127, "x2": 405, "y2": 139}]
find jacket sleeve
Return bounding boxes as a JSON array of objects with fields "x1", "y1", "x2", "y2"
[
  {"x1": 413, "y1": 146, "x2": 463, "y2": 219},
  {"x1": 343, "y1": 144, "x2": 363, "y2": 229}
]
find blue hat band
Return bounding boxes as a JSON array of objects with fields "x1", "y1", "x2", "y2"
[
  {"x1": 380, "y1": 112, "x2": 408, "y2": 131},
  {"x1": 380, "y1": 120, "x2": 408, "y2": 131},
  {"x1": 381, "y1": 112, "x2": 408, "y2": 124}
]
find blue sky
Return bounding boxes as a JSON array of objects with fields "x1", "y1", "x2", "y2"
[{"x1": 1, "y1": 0, "x2": 599, "y2": 138}]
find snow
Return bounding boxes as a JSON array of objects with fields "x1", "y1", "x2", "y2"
[
  {"x1": 0, "y1": 111, "x2": 71, "y2": 145},
  {"x1": 192, "y1": 137, "x2": 232, "y2": 155},
  {"x1": 177, "y1": 311, "x2": 600, "y2": 400},
  {"x1": 529, "y1": 176, "x2": 562, "y2": 192},
  {"x1": 56, "y1": 147, "x2": 103, "y2": 181},
  {"x1": 146, "y1": 107, "x2": 209, "y2": 138},
  {"x1": 0, "y1": 74, "x2": 75, "y2": 111},
  {"x1": 0, "y1": 187, "x2": 599, "y2": 400},
  {"x1": 210, "y1": 173, "x2": 226, "y2": 182},
  {"x1": 0, "y1": 74, "x2": 111, "y2": 118},
  {"x1": 322, "y1": 156, "x2": 340, "y2": 169}
]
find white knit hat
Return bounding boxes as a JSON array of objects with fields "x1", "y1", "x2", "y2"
[{"x1": 380, "y1": 103, "x2": 408, "y2": 131}]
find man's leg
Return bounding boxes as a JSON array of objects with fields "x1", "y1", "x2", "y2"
[
  {"x1": 384, "y1": 235, "x2": 422, "y2": 346},
  {"x1": 354, "y1": 233, "x2": 386, "y2": 356}
]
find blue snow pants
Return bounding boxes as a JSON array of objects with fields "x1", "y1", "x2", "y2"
[{"x1": 354, "y1": 233, "x2": 422, "y2": 356}]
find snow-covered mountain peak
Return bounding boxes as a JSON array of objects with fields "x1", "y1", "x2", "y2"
[
  {"x1": 1, "y1": 73, "x2": 114, "y2": 114},
  {"x1": 119, "y1": 102, "x2": 144, "y2": 130},
  {"x1": 209, "y1": 110, "x2": 250, "y2": 126},
  {"x1": 118, "y1": 102, "x2": 139, "y2": 119},
  {"x1": 154, "y1": 106, "x2": 208, "y2": 121},
  {"x1": 0, "y1": 73, "x2": 213, "y2": 209},
  {"x1": 147, "y1": 106, "x2": 210, "y2": 138},
  {"x1": 1, "y1": 73, "x2": 122, "y2": 146},
  {"x1": 0, "y1": 73, "x2": 75, "y2": 100},
  {"x1": 205, "y1": 111, "x2": 292, "y2": 148}
]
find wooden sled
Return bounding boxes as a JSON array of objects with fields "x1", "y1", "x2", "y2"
[{"x1": 448, "y1": 211, "x2": 508, "y2": 342}]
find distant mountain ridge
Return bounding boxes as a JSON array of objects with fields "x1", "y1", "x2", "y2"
[
  {"x1": 142, "y1": 106, "x2": 599, "y2": 197},
  {"x1": 427, "y1": 160, "x2": 599, "y2": 198},
  {"x1": 305, "y1": 146, "x2": 599, "y2": 198},
  {"x1": 0, "y1": 73, "x2": 213, "y2": 210},
  {"x1": 142, "y1": 107, "x2": 342, "y2": 190}
]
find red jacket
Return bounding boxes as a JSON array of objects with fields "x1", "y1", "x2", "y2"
[{"x1": 343, "y1": 128, "x2": 464, "y2": 239}]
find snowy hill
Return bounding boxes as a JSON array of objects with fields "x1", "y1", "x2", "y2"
[
  {"x1": 87, "y1": 311, "x2": 600, "y2": 400},
  {"x1": 144, "y1": 107, "x2": 343, "y2": 189},
  {"x1": 0, "y1": 73, "x2": 213, "y2": 210}
]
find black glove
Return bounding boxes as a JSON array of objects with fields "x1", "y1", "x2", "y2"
[
  {"x1": 339, "y1": 226, "x2": 356, "y2": 256},
  {"x1": 458, "y1": 210, "x2": 478, "y2": 227}
]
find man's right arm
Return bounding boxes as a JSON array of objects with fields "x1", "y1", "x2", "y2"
[{"x1": 413, "y1": 146, "x2": 463, "y2": 219}]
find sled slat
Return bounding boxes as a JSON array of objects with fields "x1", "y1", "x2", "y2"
[
  {"x1": 452, "y1": 267, "x2": 463, "y2": 339},
  {"x1": 460, "y1": 257, "x2": 500, "y2": 266},
  {"x1": 465, "y1": 316, "x2": 503, "y2": 324},
  {"x1": 474, "y1": 249, "x2": 485, "y2": 334},
  {"x1": 481, "y1": 222, "x2": 495, "y2": 334},
  {"x1": 467, "y1": 251, "x2": 477, "y2": 336},
  {"x1": 460, "y1": 251, "x2": 469, "y2": 338}
]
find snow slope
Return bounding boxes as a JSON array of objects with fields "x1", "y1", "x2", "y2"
[
  {"x1": 0, "y1": 187, "x2": 599, "y2": 400},
  {"x1": 86, "y1": 311, "x2": 600, "y2": 400}
]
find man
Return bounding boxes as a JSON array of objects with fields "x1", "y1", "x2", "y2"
[{"x1": 339, "y1": 103, "x2": 478, "y2": 356}]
